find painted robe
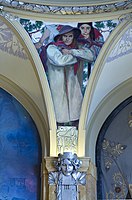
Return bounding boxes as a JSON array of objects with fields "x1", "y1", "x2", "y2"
[{"x1": 46, "y1": 44, "x2": 94, "y2": 123}]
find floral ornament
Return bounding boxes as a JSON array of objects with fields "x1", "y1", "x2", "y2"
[
  {"x1": 102, "y1": 138, "x2": 127, "y2": 171},
  {"x1": 0, "y1": 20, "x2": 28, "y2": 59},
  {"x1": 106, "y1": 172, "x2": 127, "y2": 199},
  {"x1": 128, "y1": 120, "x2": 132, "y2": 128},
  {"x1": 57, "y1": 126, "x2": 78, "y2": 154},
  {"x1": 107, "y1": 27, "x2": 132, "y2": 63}
]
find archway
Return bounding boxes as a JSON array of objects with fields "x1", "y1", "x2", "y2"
[{"x1": 96, "y1": 96, "x2": 132, "y2": 199}]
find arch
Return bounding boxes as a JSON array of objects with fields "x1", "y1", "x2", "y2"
[
  {"x1": 0, "y1": 75, "x2": 49, "y2": 156},
  {"x1": 78, "y1": 17, "x2": 132, "y2": 156},
  {"x1": 96, "y1": 96, "x2": 132, "y2": 199},
  {"x1": 85, "y1": 78, "x2": 132, "y2": 163},
  {"x1": 0, "y1": 87, "x2": 42, "y2": 199},
  {"x1": 0, "y1": 15, "x2": 57, "y2": 156}
]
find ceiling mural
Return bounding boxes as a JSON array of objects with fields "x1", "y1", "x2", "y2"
[{"x1": 18, "y1": 18, "x2": 119, "y2": 134}]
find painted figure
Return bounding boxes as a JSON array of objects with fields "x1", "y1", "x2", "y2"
[
  {"x1": 77, "y1": 22, "x2": 104, "y2": 94},
  {"x1": 77, "y1": 22, "x2": 104, "y2": 58},
  {"x1": 34, "y1": 24, "x2": 62, "y2": 72},
  {"x1": 46, "y1": 25, "x2": 94, "y2": 125},
  {"x1": 48, "y1": 152, "x2": 86, "y2": 200}
]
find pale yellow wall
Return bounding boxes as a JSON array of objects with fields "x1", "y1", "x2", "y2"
[
  {"x1": 0, "y1": 7, "x2": 131, "y2": 158},
  {"x1": 80, "y1": 20, "x2": 132, "y2": 161},
  {"x1": 88, "y1": 22, "x2": 132, "y2": 121},
  {"x1": 0, "y1": 16, "x2": 57, "y2": 156},
  {"x1": 78, "y1": 19, "x2": 132, "y2": 156},
  {"x1": 0, "y1": 51, "x2": 46, "y2": 114},
  {"x1": 85, "y1": 78, "x2": 132, "y2": 163},
  {"x1": 0, "y1": 3, "x2": 131, "y2": 200}
]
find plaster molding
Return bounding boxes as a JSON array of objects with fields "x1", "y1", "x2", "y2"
[
  {"x1": 0, "y1": 0, "x2": 131, "y2": 14},
  {"x1": 0, "y1": 15, "x2": 57, "y2": 156},
  {"x1": 0, "y1": 75, "x2": 50, "y2": 156},
  {"x1": 119, "y1": 12, "x2": 132, "y2": 22},
  {"x1": 11, "y1": 0, "x2": 129, "y2": 6},
  {"x1": 0, "y1": 0, "x2": 131, "y2": 22},
  {"x1": 78, "y1": 19, "x2": 132, "y2": 156},
  {"x1": 85, "y1": 78, "x2": 132, "y2": 163},
  {"x1": 0, "y1": 5, "x2": 19, "y2": 20}
]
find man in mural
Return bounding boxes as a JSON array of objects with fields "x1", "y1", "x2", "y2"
[
  {"x1": 77, "y1": 22, "x2": 104, "y2": 94},
  {"x1": 34, "y1": 24, "x2": 62, "y2": 72},
  {"x1": 46, "y1": 25, "x2": 94, "y2": 127}
]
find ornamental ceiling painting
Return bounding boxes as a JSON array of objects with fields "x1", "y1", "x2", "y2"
[{"x1": 19, "y1": 18, "x2": 119, "y2": 129}]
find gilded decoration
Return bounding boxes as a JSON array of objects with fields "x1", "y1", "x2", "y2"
[
  {"x1": 57, "y1": 126, "x2": 78, "y2": 154},
  {"x1": 106, "y1": 172, "x2": 127, "y2": 200},
  {"x1": 0, "y1": 0, "x2": 131, "y2": 15},
  {"x1": 102, "y1": 138, "x2": 127, "y2": 171},
  {"x1": 128, "y1": 111, "x2": 132, "y2": 128}
]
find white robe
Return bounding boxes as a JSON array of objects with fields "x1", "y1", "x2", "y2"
[{"x1": 46, "y1": 44, "x2": 94, "y2": 123}]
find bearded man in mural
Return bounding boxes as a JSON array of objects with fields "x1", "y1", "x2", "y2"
[{"x1": 46, "y1": 25, "x2": 95, "y2": 127}]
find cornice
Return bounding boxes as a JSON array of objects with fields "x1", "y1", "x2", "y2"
[
  {"x1": 0, "y1": 0, "x2": 131, "y2": 17},
  {"x1": 6, "y1": 0, "x2": 130, "y2": 6}
]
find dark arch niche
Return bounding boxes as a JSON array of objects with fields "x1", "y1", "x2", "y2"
[
  {"x1": 0, "y1": 88, "x2": 41, "y2": 199},
  {"x1": 96, "y1": 96, "x2": 132, "y2": 200}
]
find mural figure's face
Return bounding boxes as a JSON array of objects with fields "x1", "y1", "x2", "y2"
[
  {"x1": 61, "y1": 159, "x2": 74, "y2": 176},
  {"x1": 79, "y1": 24, "x2": 91, "y2": 39},
  {"x1": 62, "y1": 31, "x2": 74, "y2": 46}
]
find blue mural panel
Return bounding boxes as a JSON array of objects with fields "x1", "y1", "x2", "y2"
[
  {"x1": 0, "y1": 88, "x2": 41, "y2": 199},
  {"x1": 96, "y1": 97, "x2": 132, "y2": 199}
]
